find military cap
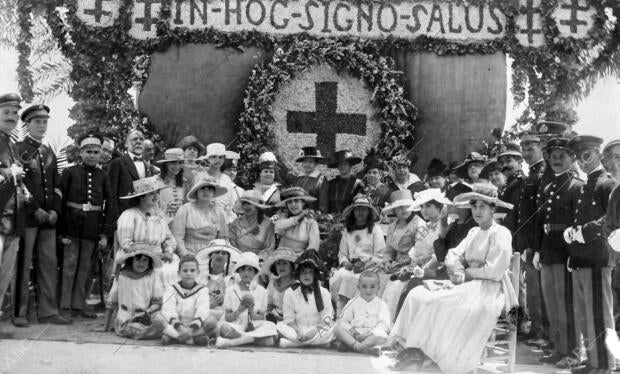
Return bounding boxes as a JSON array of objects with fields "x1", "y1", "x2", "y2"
[
  {"x1": 0, "y1": 93, "x2": 22, "y2": 109},
  {"x1": 20, "y1": 104, "x2": 50, "y2": 122}
]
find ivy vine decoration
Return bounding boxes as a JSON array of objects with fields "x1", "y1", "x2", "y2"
[{"x1": 236, "y1": 38, "x2": 417, "y2": 186}]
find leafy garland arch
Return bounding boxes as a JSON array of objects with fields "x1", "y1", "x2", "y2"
[{"x1": 11, "y1": 0, "x2": 620, "y2": 154}]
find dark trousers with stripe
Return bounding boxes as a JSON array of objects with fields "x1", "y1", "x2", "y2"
[
  {"x1": 541, "y1": 263, "x2": 577, "y2": 356},
  {"x1": 572, "y1": 267, "x2": 615, "y2": 369},
  {"x1": 525, "y1": 260, "x2": 549, "y2": 339}
]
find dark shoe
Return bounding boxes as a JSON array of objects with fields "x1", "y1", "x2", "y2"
[
  {"x1": 39, "y1": 314, "x2": 73, "y2": 325},
  {"x1": 539, "y1": 352, "x2": 564, "y2": 364},
  {"x1": 570, "y1": 365, "x2": 591, "y2": 374},
  {"x1": 555, "y1": 356, "x2": 582, "y2": 369},
  {"x1": 72, "y1": 309, "x2": 98, "y2": 319},
  {"x1": 12, "y1": 316, "x2": 29, "y2": 327},
  {"x1": 193, "y1": 335, "x2": 209, "y2": 347}
]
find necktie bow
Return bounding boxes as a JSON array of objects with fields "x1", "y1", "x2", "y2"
[{"x1": 133, "y1": 157, "x2": 142, "y2": 162}]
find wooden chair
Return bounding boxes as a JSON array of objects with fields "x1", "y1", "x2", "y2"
[{"x1": 477, "y1": 253, "x2": 520, "y2": 373}]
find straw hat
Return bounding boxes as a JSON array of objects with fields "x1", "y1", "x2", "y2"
[
  {"x1": 262, "y1": 248, "x2": 298, "y2": 276},
  {"x1": 341, "y1": 194, "x2": 380, "y2": 222},
  {"x1": 156, "y1": 148, "x2": 185, "y2": 164},
  {"x1": 234, "y1": 190, "x2": 270, "y2": 211},
  {"x1": 186, "y1": 176, "x2": 228, "y2": 200},
  {"x1": 382, "y1": 190, "x2": 415, "y2": 213},
  {"x1": 114, "y1": 249, "x2": 162, "y2": 269},
  {"x1": 205, "y1": 143, "x2": 226, "y2": 158},
  {"x1": 453, "y1": 183, "x2": 514, "y2": 210},
  {"x1": 195, "y1": 239, "x2": 241, "y2": 266},
  {"x1": 233, "y1": 252, "x2": 261, "y2": 273},
  {"x1": 408, "y1": 188, "x2": 453, "y2": 212},
  {"x1": 120, "y1": 176, "x2": 170, "y2": 200},
  {"x1": 275, "y1": 187, "x2": 316, "y2": 207}
]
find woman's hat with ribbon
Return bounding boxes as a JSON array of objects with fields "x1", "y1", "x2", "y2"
[
  {"x1": 120, "y1": 176, "x2": 170, "y2": 200},
  {"x1": 382, "y1": 190, "x2": 415, "y2": 213},
  {"x1": 186, "y1": 175, "x2": 228, "y2": 200},
  {"x1": 258, "y1": 151, "x2": 278, "y2": 171},
  {"x1": 233, "y1": 251, "x2": 261, "y2": 273},
  {"x1": 295, "y1": 146, "x2": 325, "y2": 163},
  {"x1": 453, "y1": 183, "x2": 514, "y2": 210},
  {"x1": 294, "y1": 249, "x2": 326, "y2": 277},
  {"x1": 341, "y1": 194, "x2": 380, "y2": 222},
  {"x1": 275, "y1": 187, "x2": 316, "y2": 207},
  {"x1": 328, "y1": 150, "x2": 362, "y2": 168},
  {"x1": 455, "y1": 152, "x2": 487, "y2": 179},
  {"x1": 234, "y1": 190, "x2": 270, "y2": 212},
  {"x1": 195, "y1": 239, "x2": 241, "y2": 266},
  {"x1": 408, "y1": 188, "x2": 453, "y2": 212},
  {"x1": 156, "y1": 148, "x2": 185, "y2": 164},
  {"x1": 262, "y1": 247, "x2": 298, "y2": 276}
]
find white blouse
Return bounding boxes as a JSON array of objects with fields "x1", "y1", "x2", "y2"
[
  {"x1": 339, "y1": 295, "x2": 391, "y2": 334},
  {"x1": 223, "y1": 282, "x2": 268, "y2": 327},
  {"x1": 338, "y1": 225, "x2": 386, "y2": 266},
  {"x1": 161, "y1": 282, "x2": 211, "y2": 327},
  {"x1": 282, "y1": 286, "x2": 333, "y2": 328}
]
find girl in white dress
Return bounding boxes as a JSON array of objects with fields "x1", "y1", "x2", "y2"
[
  {"x1": 215, "y1": 252, "x2": 277, "y2": 348},
  {"x1": 277, "y1": 250, "x2": 335, "y2": 348},
  {"x1": 263, "y1": 248, "x2": 297, "y2": 323},
  {"x1": 388, "y1": 183, "x2": 518, "y2": 373}
]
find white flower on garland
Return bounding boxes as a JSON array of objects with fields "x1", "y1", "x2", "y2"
[{"x1": 271, "y1": 64, "x2": 381, "y2": 175}]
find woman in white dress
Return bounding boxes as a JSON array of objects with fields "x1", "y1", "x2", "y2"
[{"x1": 388, "y1": 183, "x2": 517, "y2": 373}]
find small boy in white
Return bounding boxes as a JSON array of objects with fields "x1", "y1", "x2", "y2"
[
  {"x1": 161, "y1": 254, "x2": 211, "y2": 346},
  {"x1": 335, "y1": 271, "x2": 391, "y2": 356}
]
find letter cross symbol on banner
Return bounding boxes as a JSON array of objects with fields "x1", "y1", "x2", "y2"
[
  {"x1": 286, "y1": 81, "x2": 367, "y2": 158},
  {"x1": 84, "y1": 0, "x2": 112, "y2": 22},
  {"x1": 520, "y1": 0, "x2": 542, "y2": 45},
  {"x1": 559, "y1": 0, "x2": 589, "y2": 33}
]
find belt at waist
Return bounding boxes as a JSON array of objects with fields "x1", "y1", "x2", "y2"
[
  {"x1": 544, "y1": 223, "x2": 568, "y2": 234},
  {"x1": 120, "y1": 304, "x2": 144, "y2": 312},
  {"x1": 66, "y1": 202, "x2": 102, "y2": 212}
]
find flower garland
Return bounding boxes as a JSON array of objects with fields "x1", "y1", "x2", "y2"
[
  {"x1": 235, "y1": 38, "x2": 417, "y2": 184},
  {"x1": 16, "y1": 0, "x2": 35, "y2": 102},
  {"x1": 23, "y1": 0, "x2": 619, "y2": 151}
]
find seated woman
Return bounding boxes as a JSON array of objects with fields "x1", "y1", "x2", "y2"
[
  {"x1": 274, "y1": 187, "x2": 320, "y2": 254},
  {"x1": 177, "y1": 135, "x2": 206, "y2": 187},
  {"x1": 116, "y1": 176, "x2": 178, "y2": 286},
  {"x1": 228, "y1": 190, "x2": 276, "y2": 259},
  {"x1": 362, "y1": 148, "x2": 391, "y2": 210},
  {"x1": 388, "y1": 183, "x2": 517, "y2": 373},
  {"x1": 161, "y1": 254, "x2": 211, "y2": 346},
  {"x1": 172, "y1": 176, "x2": 228, "y2": 256},
  {"x1": 277, "y1": 250, "x2": 335, "y2": 348},
  {"x1": 105, "y1": 250, "x2": 168, "y2": 340},
  {"x1": 330, "y1": 195, "x2": 385, "y2": 313},
  {"x1": 157, "y1": 148, "x2": 188, "y2": 225},
  {"x1": 214, "y1": 252, "x2": 277, "y2": 348},
  {"x1": 262, "y1": 248, "x2": 297, "y2": 324},
  {"x1": 195, "y1": 239, "x2": 241, "y2": 320},
  {"x1": 380, "y1": 190, "x2": 424, "y2": 321}
]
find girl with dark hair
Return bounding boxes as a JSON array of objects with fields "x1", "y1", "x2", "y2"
[
  {"x1": 331, "y1": 195, "x2": 386, "y2": 314},
  {"x1": 276, "y1": 250, "x2": 335, "y2": 348},
  {"x1": 228, "y1": 190, "x2": 275, "y2": 258},
  {"x1": 274, "y1": 187, "x2": 320, "y2": 254},
  {"x1": 157, "y1": 148, "x2": 188, "y2": 224},
  {"x1": 263, "y1": 248, "x2": 297, "y2": 323},
  {"x1": 252, "y1": 151, "x2": 281, "y2": 212}
]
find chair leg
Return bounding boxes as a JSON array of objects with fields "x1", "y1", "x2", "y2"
[{"x1": 507, "y1": 326, "x2": 517, "y2": 372}]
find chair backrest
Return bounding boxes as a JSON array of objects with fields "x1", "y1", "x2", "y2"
[{"x1": 508, "y1": 253, "x2": 520, "y2": 298}]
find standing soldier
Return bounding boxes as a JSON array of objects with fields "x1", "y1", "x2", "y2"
[
  {"x1": 58, "y1": 134, "x2": 115, "y2": 319},
  {"x1": 0, "y1": 93, "x2": 26, "y2": 319},
  {"x1": 533, "y1": 138, "x2": 584, "y2": 369},
  {"x1": 563, "y1": 135, "x2": 618, "y2": 373},
  {"x1": 13, "y1": 105, "x2": 70, "y2": 326}
]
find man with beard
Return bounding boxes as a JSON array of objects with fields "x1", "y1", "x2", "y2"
[
  {"x1": 108, "y1": 129, "x2": 156, "y2": 217},
  {"x1": 0, "y1": 93, "x2": 26, "y2": 321}
]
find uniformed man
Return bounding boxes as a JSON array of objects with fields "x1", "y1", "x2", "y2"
[
  {"x1": 58, "y1": 134, "x2": 115, "y2": 319},
  {"x1": 13, "y1": 104, "x2": 70, "y2": 326},
  {"x1": 0, "y1": 93, "x2": 26, "y2": 320},
  {"x1": 517, "y1": 130, "x2": 550, "y2": 347},
  {"x1": 563, "y1": 135, "x2": 618, "y2": 373},
  {"x1": 497, "y1": 141, "x2": 527, "y2": 332},
  {"x1": 532, "y1": 137, "x2": 583, "y2": 368}
]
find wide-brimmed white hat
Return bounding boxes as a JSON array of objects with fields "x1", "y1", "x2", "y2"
[
  {"x1": 205, "y1": 143, "x2": 226, "y2": 158},
  {"x1": 114, "y1": 249, "x2": 162, "y2": 269},
  {"x1": 195, "y1": 239, "x2": 241, "y2": 265},
  {"x1": 262, "y1": 248, "x2": 298, "y2": 276},
  {"x1": 275, "y1": 187, "x2": 316, "y2": 207},
  {"x1": 233, "y1": 190, "x2": 270, "y2": 212},
  {"x1": 382, "y1": 190, "x2": 415, "y2": 213},
  {"x1": 233, "y1": 252, "x2": 261, "y2": 273},
  {"x1": 408, "y1": 188, "x2": 453, "y2": 212},
  {"x1": 156, "y1": 148, "x2": 185, "y2": 163},
  {"x1": 341, "y1": 194, "x2": 380, "y2": 222},
  {"x1": 453, "y1": 183, "x2": 514, "y2": 210},
  {"x1": 186, "y1": 176, "x2": 228, "y2": 200},
  {"x1": 120, "y1": 176, "x2": 170, "y2": 199}
]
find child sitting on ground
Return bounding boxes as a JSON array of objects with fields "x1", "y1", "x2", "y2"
[
  {"x1": 335, "y1": 271, "x2": 391, "y2": 356},
  {"x1": 105, "y1": 250, "x2": 171, "y2": 340},
  {"x1": 277, "y1": 250, "x2": 335, "y2": 348},
  {"x1": 263, "y1": 248, "x2": 297, "y2": 324},
  {"x1": 161, "y1": 254, "x2": 212, "y2": 346},
  {"x1": 214, "y1": 252, "x2": 277, "y2": 348}
]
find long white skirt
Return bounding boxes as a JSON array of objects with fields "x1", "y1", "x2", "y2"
[
  {"x1": 390, "y1": 279, "x2": 505, "y2": 374},
  {"x1": 382, "y1": 279, "x2": 408, "y2": 322}
]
